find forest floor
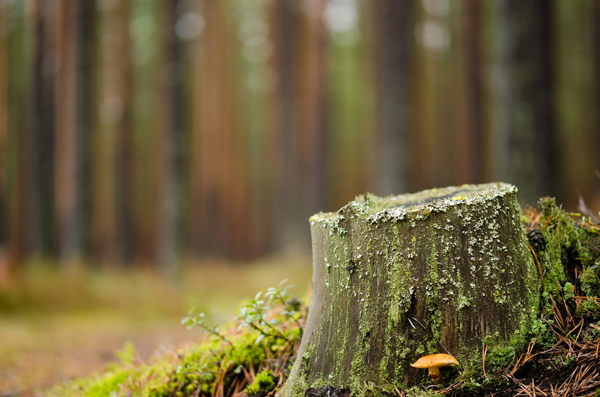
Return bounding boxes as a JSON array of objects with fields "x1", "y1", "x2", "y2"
[{"x1": 0, "y1": 254, "x2": 312, "y2": 396}]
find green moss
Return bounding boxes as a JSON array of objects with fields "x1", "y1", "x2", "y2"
[
  {"x1": 581, "y1": 267, "x2": 600, "y2": 297},
  {"x1": 245, "y1": 369, "x2": 276, "y2": 396}
]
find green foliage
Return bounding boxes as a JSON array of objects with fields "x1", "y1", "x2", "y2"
[
  {"x1": 245, "y1": 369, "x2": 275, "y2": 396},
  {"x1": 116, "y1": 341, "x2": 137, "y2": 366},
  {"x1": 580, "y1": 266, "x2": 600, "y2": 297},
  {"x1": 537, "y1": 197, "x2": 576, "y2": 298},
  {"x1": 181, "y1": 311, "x2": 232, "y2": 346},
  {"x1": 236, "y1": 279, "x2": 302, "y2": 345},
  {"x1": 48, "y1": 280, "x2": 305, "y2": 397}
]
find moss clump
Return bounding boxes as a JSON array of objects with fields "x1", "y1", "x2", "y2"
[
  {"x1": 245, "y1": 369, "x2": 276, "y2": 397},
  {"x1": 580, "y1": 267, "x2": 600, "y2": 297}
]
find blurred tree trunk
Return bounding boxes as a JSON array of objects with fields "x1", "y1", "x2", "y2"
[
  {"x1": 271, "y1": 0, "x2": 303, "y2": 251},
  {"x1": 55, "y1": 0, "x2": 79, "y2": 267},
  {"x1": 326, "y1": 3, "x2": 374, "y2": 210},
  {"x1": 411, "y1": 5, "x2": 436, "y2": 191},
  {"x1": 298, "y1": 0, "x2": 327, "y2": 226},
  {"x1": 455, "y1": 0, "x2": 483, "y2": 185},
  {"x1": 590, "y1": 0, "x2": 600, "y2": 208},
  {"x1": 555, "y1": 1, "x2": 594, "y2": 210},
  {"x1": 376, "y1": 0, "x2": 413, "y2": 196},
  {"x1": 188, "y1": 2, "x2": 204, "y2": 256},
  {"x1": 115, "y1": 1, "x2": 133, "y2": 265},
  {"x1": 156, "y1": 0, "x2": 179, "y2": 276},
  {"x1": 76, "y1": 0, "x2": 96, "y2": 259},
  {"x1": 491, "y1": 0, "x2": 556, "y2": 205},
  {"x1": 30, "y1": 0, "x2": 56, "y2": 258},
  {"x1": 190, "y1": 0, "x2": 250, "y2": 258},
  {"x1": 93, "y1": 0, "x2": 128, "y2": 265},
  {"x1": 192, "y1": 0, "x2": 224, "y2": 256},
  {"x1": 6, "y1": 1, "x2": 30, "y2": 280},
  {"x1": 0, "y1": 2, "x2": 8, "y2": 255}
]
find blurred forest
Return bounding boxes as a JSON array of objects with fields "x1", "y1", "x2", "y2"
[{"x1": 0, "y1": 0, "x2": 600, "y2": 276}]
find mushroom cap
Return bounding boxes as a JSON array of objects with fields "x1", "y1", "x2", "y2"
[{"x1": 410, "y1": 353, "x2": 459, "y2": 369}]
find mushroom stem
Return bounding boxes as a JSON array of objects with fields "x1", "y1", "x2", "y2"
[{"x1": 428, "y1": 367, "x2": 443, "y2": 384}]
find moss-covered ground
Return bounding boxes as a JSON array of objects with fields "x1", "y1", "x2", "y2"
[{"x1": 10, "y1": 197, "x2": 600, "y2": 397}]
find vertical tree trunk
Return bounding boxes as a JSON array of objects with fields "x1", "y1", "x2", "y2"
[
  {"x1": 30, "y1": 0, "x2": 56, "y2": 258},
  {"x1": 93, "y1": 0, "x2": 126, "y2": 265},
  {"x1": 156, "y1": 0, "x2": 179, "y2": 276},
  {"x1": 55, "y1": 0, "x2": 79, "y2": 267},
  {"x1": 455, "y1": 0, "x2": 483, "y2": 185},
  {"x1": 594, "y1": 0, "x2": 600, "y2": 209},
  {"x1": 76, "y1": 0, "x2": 96, "y2": 259},
  {"x1": 298, "y1": 0, "x2": 327, "y2": 223},
  {"x1": 188, "y1": 1, "x2": 204, "y2": 256},
  {"x1": 531, "y1": 0, "x2": 556, "y2": 199},
  {"x1": 286, "y1": 183, "x2": 539, "y2": 394},
  {"x1": 115, "y1": 1, "x2": 134, "y2": 265},
  {"x1": 0, "y1": 1, "x2": 8, "y2": 256},
  {"x1": 192, "y1": 0, "x2": 225, "y2": 256},
  {"x1": 411, "y1": 5, "x2": 436, "y2": 192},
  {"x1": 189, "y1": 0, "x2": 251, "y2": 258},
  {"x1": 6, "y1": 0, "x2": 29, "y2": 280},
  {"x1": 376, "y1": 0, "x2": 413, "y2": 196},
  {"x1": 271, "y1": 0, "x2": 303, "y2": 251},
  {"x1": 491, "y1": 0, "x2": 556, "y2": 205}
]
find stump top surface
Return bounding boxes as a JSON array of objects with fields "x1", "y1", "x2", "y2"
[{"x1": 311, "y1": 182, "x2": 517, "y2": 223}]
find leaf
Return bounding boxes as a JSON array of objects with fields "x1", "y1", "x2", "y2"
[{"x1": 255, "y1": 334, "x2": 265, "y2": 345}]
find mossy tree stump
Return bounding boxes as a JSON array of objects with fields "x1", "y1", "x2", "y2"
[{"x1": 286, "y1": 183, "x2": 539, "y2": 395}]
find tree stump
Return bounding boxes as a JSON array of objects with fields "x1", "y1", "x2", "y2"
[{"x1": 285, "y1": 183, "x2": 539, "y2": 395}]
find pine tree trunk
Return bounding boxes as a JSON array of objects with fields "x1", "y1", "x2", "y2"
[
  {"x1": 286, "y1": 183, "x2": 538, "y2": 393},
  {"x1": 55, "y1": 0, "x2": 79, "y2": 266}
]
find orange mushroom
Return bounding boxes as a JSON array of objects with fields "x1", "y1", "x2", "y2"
[{"x1": 410, "y1": 353, "x2": 459, "y2": 384}]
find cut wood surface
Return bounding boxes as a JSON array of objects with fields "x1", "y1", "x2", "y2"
[{"x1": 285, "y1": 183, "x2": 539, "y2": 394}]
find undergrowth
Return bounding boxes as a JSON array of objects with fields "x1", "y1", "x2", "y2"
[
  {"x1": 48, "y1": 280, "x2": 306, "y2": 397},
  {"x1": 48, "y1": 198, "x2": 600, "y2": 397}
]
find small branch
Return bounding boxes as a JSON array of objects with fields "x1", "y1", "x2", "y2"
[
  {"x1": 482, "y1": 342, "x2": 488, "y2": 379},
  {"x1": 411, "y1": 317, "x2": 453, "y2": 357}
]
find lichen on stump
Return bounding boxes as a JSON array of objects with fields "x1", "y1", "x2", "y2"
[{"x1": 285, "y1": 183, "x2": 539, "y2": 395}]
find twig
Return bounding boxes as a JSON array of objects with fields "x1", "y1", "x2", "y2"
[
  {"x1": 529, "y1": 244, "x2": 544, "y2": 280},
  {"x1": 482, "y1": 342, "x2": 488, "y2": 379},
  {"x1": 411, "y1": 317, "x2": 453, "y2": 356}
]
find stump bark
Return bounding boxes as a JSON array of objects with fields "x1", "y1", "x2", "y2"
[{"x1": 285, "y1": 183, "x2": 539, "y2": 395}]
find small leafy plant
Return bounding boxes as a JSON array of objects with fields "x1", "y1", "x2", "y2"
[
  {"x1": 181, "y1": 311, "x2": 232, "y2": 346},
  {"x1": 236, "y1": 279, "x2": 303, "y2": 345}
]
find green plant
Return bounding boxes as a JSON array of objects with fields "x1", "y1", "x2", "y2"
[
  {"x1": 236, "y1": 279, "x2": 302, "y2": 345},
  {"x1": 50, "y1": 279, "x2": 306, "y2": 397},
  {"x1": 181, "y1": 311, "x2": 232, "y2": 346},
  {"x1": 245, "y1": 369, "x2": 276, "y2": 397}
]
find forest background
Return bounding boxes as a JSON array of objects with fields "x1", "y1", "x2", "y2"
[
  {"x1": 1, "y1": 0, "x2": 600, "y2": 275},
  {"x1": 2, "y1": 0, "x2": 600, "y2": 393}
]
